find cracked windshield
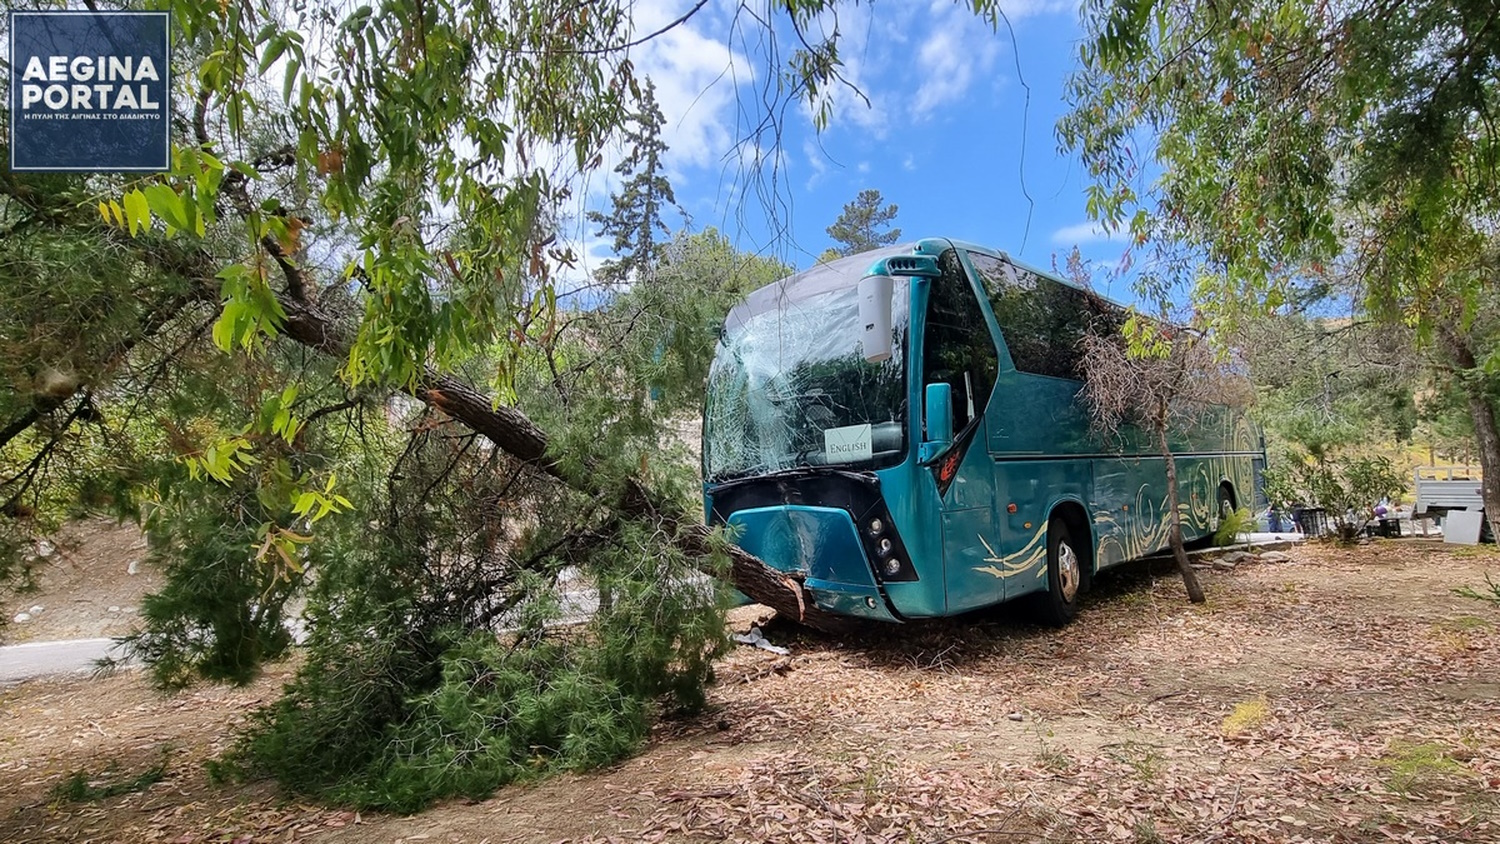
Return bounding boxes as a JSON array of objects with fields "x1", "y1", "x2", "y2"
[{"x1": 704, "y1": 278, "x2": 909, "y2": 482}]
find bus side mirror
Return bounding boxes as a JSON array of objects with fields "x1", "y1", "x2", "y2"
[
  {"x1": 922, "y1": 382, "x2": 953, "y2": 461},
  {"x1": 857, "y1": 272, "x2": 895, "y2": 363}
]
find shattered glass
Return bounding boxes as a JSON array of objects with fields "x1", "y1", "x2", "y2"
[{"x1": 704, "y1": 275, "x2": 910, "y2": 482}]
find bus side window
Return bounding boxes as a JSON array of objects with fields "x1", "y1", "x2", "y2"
[
  {"x1": 969, "y1": 252, "x2": 1098, "y2": 381},
  {"x1": 923, "y1": 250, "x2": 998, "y2": 434}
]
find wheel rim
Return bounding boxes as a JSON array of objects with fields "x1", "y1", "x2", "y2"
[
  {"x1": 1057, "y1": 541, "x2": 1080, "y2": 603},
  {"x1": 1212, "y1": 491, "x2": 1232, "y2": 530}
]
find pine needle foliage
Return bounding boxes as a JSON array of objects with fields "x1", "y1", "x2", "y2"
[
  {"x1": 825, "y1": 189, "x2": 902, "y2": 258},
  {"x1": 1213, "y1": 507, "x2": 1256, "y2": 547},
  {"x1": 122, "y1": 481, "x2": 304, "y2": 688},
  {"x1": 216, "y1": 420, "x2": 729, "y2": 812}
]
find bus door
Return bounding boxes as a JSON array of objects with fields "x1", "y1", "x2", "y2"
[{"x1": 920, "y1": 250, "x2": 1003, "y2": 614}]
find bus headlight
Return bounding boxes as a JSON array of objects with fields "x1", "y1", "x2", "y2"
[
  {"x1": 880, "y1": 556, "x2": 902, "y2": 577},
  {"x1": 868, "y1": 518, "x2": 884, "y2": 536},
  {"x1": 877, "y1": 538, "x2": 893, "y2": 556}
]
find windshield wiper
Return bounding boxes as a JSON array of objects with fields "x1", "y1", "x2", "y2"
[{"x1": 706, "y1": 465, "x2": 876, "y2": 492}]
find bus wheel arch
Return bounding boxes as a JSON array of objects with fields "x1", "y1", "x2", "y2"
[
  {"x1": 1216, "y1": 482, "x2": 1238, "y2": 522},
  {"x1": 1035, "y1": 503, "x2": 1092, "y2": 626}
]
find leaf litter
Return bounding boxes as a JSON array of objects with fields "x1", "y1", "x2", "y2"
[{"x1": 2, "y1": 540, "x2": 1497, "y2": 842}]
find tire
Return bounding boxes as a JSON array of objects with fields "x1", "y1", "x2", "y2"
[
  {"x1": 1211, "y1": 484, "x2": 1236, "y2": 531},
  {"x1": 1035, "y1": 516, "x2": 1082, "y2": 626}
]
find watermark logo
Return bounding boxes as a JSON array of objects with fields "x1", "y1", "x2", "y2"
[{"x1": 9, "y1": 10, "x2": 171, "y2": 172}]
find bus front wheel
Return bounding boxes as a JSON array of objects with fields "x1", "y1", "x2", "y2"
[{"x1": 1036, "y1": 516, "x2": 1080, "y2": 626}]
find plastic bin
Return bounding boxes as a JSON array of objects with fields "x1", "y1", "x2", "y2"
[{"x1": 1292, "y1": 507, "x2": 1329, "y2": 536}]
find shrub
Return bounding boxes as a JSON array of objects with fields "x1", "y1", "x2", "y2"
[
  {"x1": 1214, "y1": 506, "x2": 1256, "y2": 546},
  {"x1": 214, "y1": 432, "x2": 729, "y2": 813},
  {"x1": 1261, "y1": 453, "x2": 1405, "y2": 542}
]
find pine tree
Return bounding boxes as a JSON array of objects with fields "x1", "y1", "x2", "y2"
[
  {"x1": 826, "y1": 189, "x2": 901, "y2": 257},
  {"x1": 587, "y1": 81, "x2": 679, "y2": 287}
]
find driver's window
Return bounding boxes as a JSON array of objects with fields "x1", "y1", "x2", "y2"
[{"x1": 923, "y1": 250, "x2": 998, "y2": 434}]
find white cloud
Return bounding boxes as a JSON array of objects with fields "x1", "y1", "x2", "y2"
[
  {"x1": 793, "y1": 0, "x2": 1070, "y2": 131},
  {"x1": 561, "y1": 1, "x2": 757, "y2": 280},
  {"x1": 911, "y1": 1, "x2": 1004, "y2": 117},
  {"x1": 630, "y1": 2, "x2": 753, "y2": 173},
  {"x1": 991, "y1": 0, "x2": 1074, "y2": 22},
  {"x1": 563, "y1": 0, "x2": 1075, "y2": 274},
  {"x1": 803, "y1": 136, "x2": 831, "y2": 190},
  {"x1": 1050, "y1": 221, "x2": 1132, "y2": 246}
]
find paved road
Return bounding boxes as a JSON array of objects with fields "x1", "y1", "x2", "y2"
[
  {"x1": 0, "y1": 589, "x2": 600, "y2": 685},
  {"x1": 0, "y1": 637, "x2": 129, "y2": 684}
]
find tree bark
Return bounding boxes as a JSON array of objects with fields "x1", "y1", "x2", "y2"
[
  {"x1": 1438, "y1": 327, "x2": 1500, "y2": 542},
  {"x1": 0, "y1": 410, "x2": 40, "y2": 454},
  {"x1": 1156, "y1": 418, "x2": 1206, "y2": 603}
]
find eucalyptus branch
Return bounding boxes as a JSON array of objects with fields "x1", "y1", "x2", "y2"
[
  {"x1": 196, "y1": 88, "x2": 310, "y2": 302},
  {"x1": 301, "y1": 395, "x2": 365, "y2": 428},
  {"x1": 499, "y1": 0, "x2": 710, "y2": 57}
]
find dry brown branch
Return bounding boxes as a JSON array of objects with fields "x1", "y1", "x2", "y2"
[{"x1": 1078, "y1": 321, "x2": 1252, "y2": 604}]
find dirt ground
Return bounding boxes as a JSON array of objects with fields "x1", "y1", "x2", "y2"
[
  {"x1": 1, "y1": 533, "x2": 1498, "y2": 843},
  {"x1": 2, "y1": 520, "x2": 161, "y2": 643}
]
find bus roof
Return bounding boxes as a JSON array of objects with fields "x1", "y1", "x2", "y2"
[
  {"x1": 725, "y1": 243, "x2": 917, "y2": 326},
  {"x1": 725, "y1": 237, "x2": 1116, "y2": 326}
]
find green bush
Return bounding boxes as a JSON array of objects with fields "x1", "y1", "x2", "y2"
[
  {"x1": 1261, "y1": 453, "x2": 1405, "y2": 542},
  {"x1": 115, "y1": 477, "x2": 304, "y2": 688},
  {"x1": 1214, "y1": 506, "x2": 1256, "y2": 546},
  {"x1": 215, "y1": 434, "x2": 729, "y2": 813}
]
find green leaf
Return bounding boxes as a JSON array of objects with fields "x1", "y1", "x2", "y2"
[
  {"x1": 212, "y1": 301, "x2": 246, "y2": 351},
  {"x1": 144, "y1": 185, "x2": 189, "y2": 232},
  {"x1": 226, "y1": 94, "x2": 243, "y2": 135},
  {"x1": 123, "y1": 188, "x2": 150, "y2": 233},
  {"x1": 293, "y1": 492, "x2": 317, "y2": 516},
  {"x1": 283, "y1": 56, "x2": 301, "y2": 104},
  {"x1": 259, "y1": 34, "x2": 289, "y2": 74}
]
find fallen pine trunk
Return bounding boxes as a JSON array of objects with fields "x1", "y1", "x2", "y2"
[{"x1": 273, "y1": 293, "x2": 859, "y2": 634}]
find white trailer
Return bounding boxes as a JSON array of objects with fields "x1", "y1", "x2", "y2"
[{"x1": 1413, "y1": 466, "x2": 1484, "y2": 523}]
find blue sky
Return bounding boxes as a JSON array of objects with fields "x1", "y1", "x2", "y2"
[{"x1": 567, "y1": 0, "x2": 1137, "y2": 299}]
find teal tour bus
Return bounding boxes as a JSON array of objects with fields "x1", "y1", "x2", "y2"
[{"x1": 701, "y1": 238, "x2": 1263, "y2": 625}]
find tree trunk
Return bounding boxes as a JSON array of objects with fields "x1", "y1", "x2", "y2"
[
  {"x1": 272, "y1": 294, "x2": 859, "y2": 633},
  {"x1": 1438, "y1": 327, "x2": 1500, "y2": 542},
  {"x1": 1156, "y1": 421, "x2": 1206, "y2": 603}
]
